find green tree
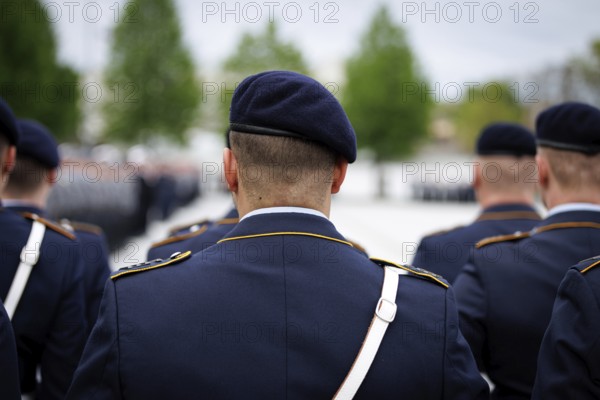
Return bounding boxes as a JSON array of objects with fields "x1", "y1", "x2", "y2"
[
  {"x1": 224, "y1": 23, "x2": 308, "y2": 75},
  {"x1": 579, "y1": 39, "x2": 600, "y2": 106},
  {"x1": 453, "y1": 82, "x2": 525, "y2": 149},
  {"x1": 0, "y1": 0, "x2": 80, "y2": 141},
  {"x1": 104, "y1": 0, "x2": 200, "y2": 144},
  {"x1": 209, "y1": 22, "x2": 308, "y2": 132},
  {"x1": 342, "y1": 5, "x2": 430, "y2": 196}
]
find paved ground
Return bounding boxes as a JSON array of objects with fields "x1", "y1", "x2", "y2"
[{"x1": 331, "y1": 196, "x2": 479, "y2": 262}]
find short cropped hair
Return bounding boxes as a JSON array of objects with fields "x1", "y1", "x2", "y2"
[
  {"x1": 229, "y1": 131, "x2": 337, "y2": 200},
  {"x1": 478, "y1": 155, "x2": 538, "y2": 193},
  {"x1": 4, "y1": 155, "x2": 52, "y2": 196},
  {"x1": 540, "y1": 147, "x2": 600, "y2": 190}
]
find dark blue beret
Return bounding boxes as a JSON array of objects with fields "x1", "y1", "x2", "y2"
[
  {"x1": 536, "y1": 102, "x2": 600, "y2": 154},
  {"x1": 17, "y1": 119, "x2": 60, "y2": 169},
  {"x1": 0, "y1": 97, "x2": 20, "y2": 145},
  {"x1": 476, "y1": 123, "x2": 536, "y2": 157},
  {"x1": 229, "y1": 71, "x2": 357, "y2": 163}
]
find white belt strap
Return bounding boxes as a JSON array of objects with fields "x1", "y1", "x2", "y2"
[
  {"x1": 333, "y1": 266, "x2": 401, "y2": 400},
  {"x1": 4, "y1": 220, "x2": 46, "y2": 320}
]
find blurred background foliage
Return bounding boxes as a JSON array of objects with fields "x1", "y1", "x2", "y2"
[
  {"x1": 0, "y1": 0, "x2": 80, "y2": 141},
  {"x1": 343, "y1": 5, "x2": 431, "y2": 162},
  {"x1": 215, "y1": 22, "x2": 309, "y2": 133},
  {"x1": 452, "y1": 82, "x2": 524, "y2": 149},
  {"x1": 2, "y1": 0, "x2": 600, "y2": 158},
  {"x1": 103, "y1": 0, "x2": 201, "y2": 144}
]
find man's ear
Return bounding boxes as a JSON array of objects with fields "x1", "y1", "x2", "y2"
[
  {"x1": 331, "y1": 157, "x2": 348, "y2": 194},
  {"x1": 2, "y1": 146, "x2": 16, "y2": 175},
  {"x1": 47, "y1": 168, "x2": 59, "y2": 185},
  {"x1": 223, "y1": 148, "x2": 239, "y2": 193},
  {"x1": 536, "y1": 154, "x2": 549, "y2": 189}
]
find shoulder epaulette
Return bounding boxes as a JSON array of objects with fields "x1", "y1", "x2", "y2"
[
  {"x1": 111, "y1": 251, "x2": 192, "y2": 280},
  {"x1": 216, "y1": 217, "x2": 239, "y2": 225},
  {"x1": 533, "y1": 221, "x2": 600, "y2": 235},
  {"x1": 168, "y1": 219, "x2": 211, "y2": 235},
  {"x1": 476, "y1": 221, "x2": 600, "y2": 249},
  {"x1": 59, "y1": 219, "x2": 104, "y2": 236},
  {"x1": 20, "y1": 212, "x2": 76, "y2": 240},
  {"x1": 476, "y1": 230, "x2": 530, "y2": 249},
  {"x1": 370, "y1": 257, "x2": 448, "y2": 288},
  {"x1": 68, "y1": 221, "x2": 104, "y2": 235},
  {"x1": 149, "y1": 225, "x2": 209, "y2": 249},
  {"x1": 573, "y1": 256, "x2": 600, "y2": 275},
  {"x1": 423, "y1": 225, "x2": 465, "y2": 238}
]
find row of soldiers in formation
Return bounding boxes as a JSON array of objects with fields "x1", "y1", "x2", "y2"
[
  {"x1": 0, "y1": 70, "x2": 599, "y2": 399},
  {"x1": 0, "y1": 98, "x2": 208, "y2": 398},
  {"x1": 45, "y1": 154, "x2": 203, "y2": 251}
]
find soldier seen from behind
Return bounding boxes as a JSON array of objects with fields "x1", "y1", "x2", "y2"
[
  {"x1": 454, "y1": 102, "x2": 600, "y2": 400},
  {"x1": 0, "y1": 99, "x2": 87, "y2": 399},
  {"x1": 2, "y1": 119, "x2": 111, "y2": 334},
  {"x1": 532, "y1": 255, "x2": 600, "y2": 399},
  {"x1": 67, "y1": 71, "x2": 488, "y2": 399},
  {"x1": 412, "y1": 123, "x2": 540, "y2": 283}
]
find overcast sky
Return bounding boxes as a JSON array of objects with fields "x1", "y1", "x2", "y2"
[{"x1": 52, "y1": 0, "x2": 600, "y2": 85}]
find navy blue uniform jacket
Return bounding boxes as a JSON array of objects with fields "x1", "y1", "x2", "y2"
[
  {"x1": 6, "y1": 205, "x2": 111, "y2": 334},
  {"x1": 0, "y1": 301, "x2": 20, "y2": 399},
  {"x1": 412, "y1": 204, "x2": 541, "y2": 283},
  {"x1": 0, "y1": 208, "x2": 86, "y2": 399},
  {"x1": 68, "y1": 212, "x2": 488, "y2": 399},
  {"x1": 532, "y1": 256, "x2": 600, "y2": 400},
  {"x1": 454, "y1": 210, "x2": 600, "y2": 400},
  {"x1": 147, "y1": 208, "x2": 238, "y2": 260}
]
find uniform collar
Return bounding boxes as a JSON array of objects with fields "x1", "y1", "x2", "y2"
[
  {"x1": 481, "y1": 203, "x2": 538, "y2": 214},
  {"x1": 474, "y1": 203, "x2": 541, "y2": 222},
  {"x1": 546, "y1": 203, "x2": 600, "y2": 218},
  {"x1": 1, "y1": 201, "x2": 45, "y2": 217},
  {"x1": 224, "y1": 211, "x2": 344, "y2": 243},
  {"x1": 240, "y1": 206, "x2": 328, "y2": 222},
  {"x1": 539, "y1": 205, "x2": 600, "y2": 226}
]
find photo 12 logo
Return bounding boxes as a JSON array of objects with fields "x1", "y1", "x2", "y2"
[
  {"x1": 0, "y1": 1, "x2": 139, "y2": 24},
  {"x1": 201, "y1": 1, "x2": 341, "y2": 24},
  {"x1": 0, "y1": 81, "x2": 139, "y2": 104},
  {"x1": 399, "y1": 81, "x2": 539, "y2": 104},
  {"x1": 400, "y1": 1, "x2": 540, "y2": 23}
]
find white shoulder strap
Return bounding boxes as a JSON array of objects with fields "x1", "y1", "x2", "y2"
[
  {"x1": 333, "y1": 266, "x2": 402, "y2": 400},
  {"x1": 4, "y1": 219, "x2": 46, "y2": 320}
]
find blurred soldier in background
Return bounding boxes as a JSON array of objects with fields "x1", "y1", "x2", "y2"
[
  {"x1": 0, "y1": 300, "x2": 20, "y2": 399},
  {"x1": 3, "y1": 119, "x2": 111, "y2": 333},
  {"x1": 147, "y1": 207, "x2": 238, "y2": 259},
  {"x1": 454, "y1": 102, "x2": 600, "y2": 400},
  {"x1": 532, "y1": 255, "x2": 600, "y2": 399},
  {"x1": 67, "y1": 71, "x2": 488, "y2": 399},
  {"x1": 412, "y1": 123, "x2": 541, "y2": 283},
  {"x1": 47, "y1": 161, "x2": 145, "y2": 250},
  {"x1": 0, "y1": 99, "x2": 86, "y2": 398}
]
